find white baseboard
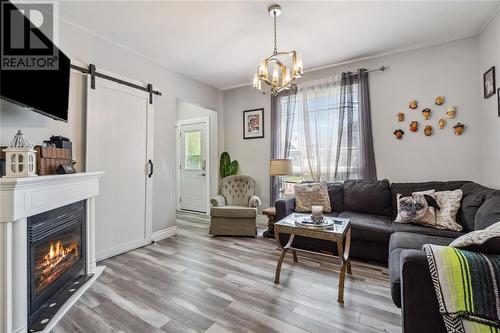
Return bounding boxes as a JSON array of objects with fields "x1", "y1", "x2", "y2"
[{"x1": 152, "y1": 226, "x2": 177, "y2": 242}]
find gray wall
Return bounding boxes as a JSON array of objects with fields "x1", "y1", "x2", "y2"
[
  {"x1": 0, "y1": 9, "x2": 223, "y2": 233},
  {"x1": 223, "y1": 37, "x2": 483, "y2": 207},
  {"x1": 222, "y1": 88, "x2": 271, "y2": 207},
  {"x1": 478, "y1": 11, "x2": 500, "y2": 189}
]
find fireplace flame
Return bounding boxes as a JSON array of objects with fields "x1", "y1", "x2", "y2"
[{"x1": 43, "y1": 240, "x2": 79, "y2": 269}]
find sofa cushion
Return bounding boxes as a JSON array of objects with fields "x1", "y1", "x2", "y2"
[
  {"x1": 338, "y1": 211, "x2": 393, "y2": 243},
  {"x1": 294, "y1": 182, "x2": 331, "y2": 213},
  {"x1": 343, "y1": 179, "x2": 392, "y2": 216},
  {"x1": 394, "y1": 190, "x2": 439, "y2": 227},
  {"x1": 450, "y1": 222, "x2": 500, "y2": 254},
  {"x1": 210, "y1": 206, "x2": 257, "y2": 218},
  {"x1": 389, "y1": 231, "x2": 455, "y2": 255},
  {"x1": 434, "y1": 189, "x2": 463, "y2": 231},
  {"x1": 327, "y1": 182, "x2": 344, "y2": 213},
  {"x1": 392, "y1": 223, "x2": 464, "y2": 239},
  {"x1": 460, "y1": 183, "x2": 499, "y2": 231},
  {"x1": 389, "y1": 232, "x2": 454, "y2": 307},
  {"x1": 391, "y1": 181, "x2": 471, "y2": 219},
  {"x1": 474, "y1": 195, "x2": 500, "y2": 230}
]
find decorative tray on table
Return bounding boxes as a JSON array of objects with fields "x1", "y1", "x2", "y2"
[{"x1": 294, "y1": 216, "x2": 335, "y2": 228}]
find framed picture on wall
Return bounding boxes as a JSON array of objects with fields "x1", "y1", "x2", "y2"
[
  {"x1": 498, "y1": 88, "x2": 500, "y2": 117},
  {"x1": 243, "y1": 108, "x2": 264, "y2": 139},
  {"x1": 483, "y1": 66, "x2": 496, "y2": 99}
]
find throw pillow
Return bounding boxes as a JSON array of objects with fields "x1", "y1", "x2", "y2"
[
  {"x1": 449, "y1": 221, "x2": 500, "y2": 254},
  {"x1": 395, "y1": 190, "x2": 439, "y2": 227},
  {"x1": 294, "y1": 182, "x2": 331, "y2": 213},
  {"x1": 474, "y1": 195, "x2": 500, "y2": 230},
  {"x1": 434, "y1": 190, "x2": 463, "y2": 231}
]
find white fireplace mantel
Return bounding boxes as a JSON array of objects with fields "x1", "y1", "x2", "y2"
[{"x1": 0, "y1": 172, "x2": 104, "y2": 333}]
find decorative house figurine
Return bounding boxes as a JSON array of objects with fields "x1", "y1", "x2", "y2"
[
  {"x1": 396, "y1": 112, "x2": 405, "y2": 122},
  {"x1": 453, "y1": 123, "x2": 465, "y2": 135},
  {"x1": 393, "y1": 129, "x2": 405, "y2": 139},
  {"x1": 422, "y1": 108, "x2": 431, "y2": 120},
  {"x1": 435, "y1": 96, "x2": 445, "y2": 105},
  {"x1": 409, "y1": 100, "x2": 418, "y2": 109},
  {"x1": 446, "y1": 106, "x2": 457, "y2": 119},
  {"x1": 424, "y1": 125, "x2": 433, "y2": 136},
  {"x1": 438, "y1": 118, "x2": 446, "y2": 129},
  {"x1": 2, "y1": 130, "x2": 37, "y2": 178},
  {"x1": 410, "y1": 121, "x2": 419, "y2": 132}
]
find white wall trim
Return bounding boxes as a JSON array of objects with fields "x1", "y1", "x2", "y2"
[{"x1": 152, "y1": 226, "x2": 177, "y2": 242}]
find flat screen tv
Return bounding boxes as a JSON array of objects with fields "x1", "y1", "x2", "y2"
[{"x1": 0, "y1": 0, "x2": 70, "y2": 122}]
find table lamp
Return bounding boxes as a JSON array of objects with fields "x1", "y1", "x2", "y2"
[{"x1": 270, "y1": 159, "x2": 293, "y2": 199}]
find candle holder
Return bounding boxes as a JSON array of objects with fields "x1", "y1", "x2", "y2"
[{"x1": 311, "y1": 205, "x2": 324, "y2": 224}]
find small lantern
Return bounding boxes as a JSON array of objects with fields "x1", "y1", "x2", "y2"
[{"x1": 2, "y1": 130, "x2": 37, "y2": 178}]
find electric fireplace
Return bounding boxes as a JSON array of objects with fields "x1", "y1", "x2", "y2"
[{"x1": 27, "y1": 201, "x2": 87, "y2": 328}]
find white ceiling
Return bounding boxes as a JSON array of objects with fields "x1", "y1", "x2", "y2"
[{"x1": 58, "y1": 1, "x2": 500, "y2": 90}]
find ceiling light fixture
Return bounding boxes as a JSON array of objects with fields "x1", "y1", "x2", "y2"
[{"x1": 252, "y1": 4, "x2": 303, "y2": 95}]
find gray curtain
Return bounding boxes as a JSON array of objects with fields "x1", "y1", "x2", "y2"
[
  {"x1": 270, "y1": 88, "x2": 297, "y2": 205},
  {"x1": 334, "y1": 69, "x2": 376, "y2": 180},
  {"x1": 334, "y1": 72, "x2": 355, "y2": 180},
  {"x1": 356, "y1": 69, "x2": 377, "y2": 180}
]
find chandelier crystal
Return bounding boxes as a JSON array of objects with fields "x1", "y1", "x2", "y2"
[{"x1": 253, "y1": 5, "x2": 303, "y2": 95}]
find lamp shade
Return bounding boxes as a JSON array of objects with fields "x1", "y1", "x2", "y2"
[{"x1": 270, "y1": 159, "x2": 293, "y2": 176}]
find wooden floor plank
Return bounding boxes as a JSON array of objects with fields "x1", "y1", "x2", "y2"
[{"x1": 53, "y1": 212, "x2": 402, "y2": 332}]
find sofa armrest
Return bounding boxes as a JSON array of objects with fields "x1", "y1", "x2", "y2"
[
  {"x1": 400, "y1": 249, "x2": 446, "y2": 333},
  {"x1": 249, "y1": 195, "x2": 261, "y2": 208},
  {"x1": 210, "y1": 195, "x2": 226, "y2": 207},
  {"x1": 275, "y1": 197, "x2": 296, "y2": 221}
]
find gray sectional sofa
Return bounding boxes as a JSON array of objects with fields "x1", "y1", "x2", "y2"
[{"x1": 275, "y1": 179, "x2": 500, "y2": 333}]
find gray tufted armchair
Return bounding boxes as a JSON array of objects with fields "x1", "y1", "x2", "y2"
[{"x1": 209, "y1": 175, "x2": 262, "y2": 236}]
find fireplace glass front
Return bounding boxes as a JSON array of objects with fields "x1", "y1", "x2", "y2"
[
  {"x1": 28, "y1": 201, "x2": 86, "y2": 327},
  {"x1": 33, "y1": 224, "x2": 82, "y2": 296}
]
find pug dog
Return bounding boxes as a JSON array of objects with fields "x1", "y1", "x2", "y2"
[{"x1": 397, "y1": 194, "x2": 440, "y2": 226}]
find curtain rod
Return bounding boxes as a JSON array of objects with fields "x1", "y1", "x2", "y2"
[{"x1": 366, "y1": 66, "x2": 387, "y2": 73}]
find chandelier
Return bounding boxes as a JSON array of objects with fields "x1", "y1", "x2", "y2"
[{"x1": 252, "y1": 5, "x2": 303, "y2": 95}]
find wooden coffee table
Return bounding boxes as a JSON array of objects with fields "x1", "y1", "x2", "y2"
[{"x1": 273, "y1": 214, "x2": 352, "y2": 303}]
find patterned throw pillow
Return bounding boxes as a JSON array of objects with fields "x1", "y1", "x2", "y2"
[
  {"x1": 395, "y1": 190, "x2": 439, "y2": 227},
  {"x1": 450, "y1": 221, "x2": 500, "y2": 254},
  {"x1": 294, "y1": 182, "x2": 332, "y2": 213},
  {"x1": 435, "y1": 190, "x2": 463, "y2": 231}
]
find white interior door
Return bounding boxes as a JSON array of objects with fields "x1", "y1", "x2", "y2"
[
  {"x1": 86, "y1": 73, "x2": 153, "y2": 261},
  {"x1": 179, "y1": 120, "x2": 208, "y2": 213}
]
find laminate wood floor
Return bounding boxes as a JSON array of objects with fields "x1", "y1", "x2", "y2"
[{"x1": 53, "y1": 211, "x2": 402, "y2": 333}]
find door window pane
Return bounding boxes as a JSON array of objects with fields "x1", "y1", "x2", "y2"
[{"x1": 185, "y1": 131, "x2": 201, "y2": 170}]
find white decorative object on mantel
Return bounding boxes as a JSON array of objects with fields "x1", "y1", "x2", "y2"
[
  {"x1": 2, "y1": 130, "x2": 37, "y2": 178},
  {"x1": 0, "y1": 172, "x2": 104, "y2": 333}
]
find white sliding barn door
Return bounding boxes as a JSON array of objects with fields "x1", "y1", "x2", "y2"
[{"x1": 86, "y1": 73, "x2": 153, "y2": 261}]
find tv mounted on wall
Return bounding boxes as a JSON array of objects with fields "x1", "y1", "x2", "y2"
[{"x1": 0, "y1": 0, "x2": 71, "y2": 122}]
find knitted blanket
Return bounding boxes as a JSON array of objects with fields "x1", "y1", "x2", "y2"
[{"x1": 423, "y1": 244, "x2": 500, "y2": 333}]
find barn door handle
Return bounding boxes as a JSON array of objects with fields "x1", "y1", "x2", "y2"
[{"x1": 148, "y1": 160, "x2": 154, "y2": 178}]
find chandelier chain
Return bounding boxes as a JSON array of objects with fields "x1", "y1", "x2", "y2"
[{"x1": 273, "y1": 11, "x2": 277, "y2": 55}]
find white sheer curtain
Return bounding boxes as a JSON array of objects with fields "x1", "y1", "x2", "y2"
[{"x1": 279, "y1": 74, "x2": 362, "y2": 183}]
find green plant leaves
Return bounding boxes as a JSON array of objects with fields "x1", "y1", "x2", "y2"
[{"x1": 220, "y1": 152, "x2": 239, "y2": 177}]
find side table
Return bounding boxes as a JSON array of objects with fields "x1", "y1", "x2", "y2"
[
  {"x1": 262, "y1": 207, "x2": 276, "y2": 238},
  {"x1": 274, "y1": 214, "x2": 352, "y2": 303}
]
